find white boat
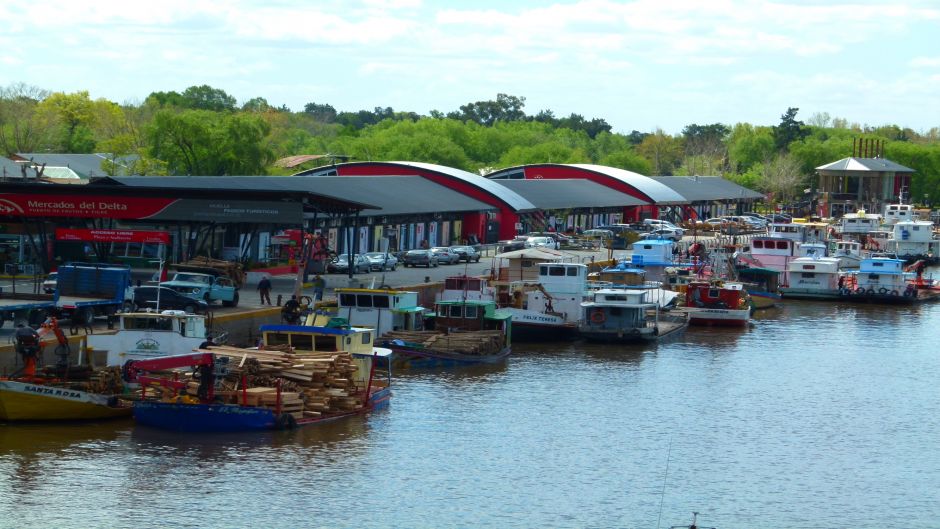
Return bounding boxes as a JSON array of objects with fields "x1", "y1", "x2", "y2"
[
  {"x1": 883, "y1": 203, "x2": 916, "y2": 225},
  {"x1": 839, "y1": 209, "x2": 882, "y2": 236},
  {"x1": 832, "y1": 240, "x2": 865, "y2": 269},
  {"x1": 86, "y1": 310, "x2": 221, "y2": 366},
  {"x1": 840, "y1": 257, "x2": 931, "y2": 303},
  {"x1": 578, "y1": 286, "x2": 687, "y2": 343},
  {"x1": 779, "y1": 256, "x2": 843, "y2": 300},
  {"x1": 884, "y1": 220, "x2": 940, "y2": 263}
]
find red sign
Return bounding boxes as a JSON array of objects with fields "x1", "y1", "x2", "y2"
[
  {"x1": 55, "y1": 228, "x2": 170, "y2": 244},
  {"x1": 0, "y1": 194, "x2": 175, "y2": 219}
]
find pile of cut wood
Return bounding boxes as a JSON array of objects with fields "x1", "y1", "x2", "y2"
[
  {"x1": 381, "y1": 330, "x2": 504, "y2": 356},
  {"x1": 177, "y1": 257, "x2": 246, "y2": 287},
  {"x1": 205, "y1": 344, "x2": 365, "y2": 421}
]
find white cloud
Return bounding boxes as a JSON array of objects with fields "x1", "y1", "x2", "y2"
[{"x1": 910, "y1": 57, "x2": 940, "y2": 68}]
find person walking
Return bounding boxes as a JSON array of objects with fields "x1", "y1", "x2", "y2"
[
  {"x1": 312, "y1": 274, "x2": 326, "y2": 301},
  {"x1": 257, "y1": 276, "x2": 272, "y2": 305}
]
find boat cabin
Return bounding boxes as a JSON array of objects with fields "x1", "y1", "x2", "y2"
[
  {"x1": 784, "y1": 257, "x2": 841, "y2": 291},
  {"x1": 537, "y1": 263, "x2": 589, "y2": 294},
  {"x1": 332, "y1": 288, "x2": 425, "y2": 336},
  {"x1": 596, "y1": 262, "x2": 646, "y2": 287},
  {"x1": 685, "y1": 281, "x2": 748, "y2": 309},
  {"x1": 845, "y1": 257, "x2": 911, "y2": 293},
  {"x1": 884, "y1": 203, "x2": 915, "y2": 224},
  {"x1": 840, "y1": 210, "x2": 881, "y2": 234},
  {"x1": 495, "y1": 248, "x2": 565, "y2": 282},
  {"x1": 798, "y1": 242, "x2": 828, "y2": 258},
  {"x1": 440, "y1": 276, "x2": 491, "y2": 302},
  {"x1": 429, "y1": 300, "x2": 511, "y2": 336},
  {"x1": 92, "y1": 310, "x2": 214, "y2": 366},
  {"x1": 630, "y1": 239, "x2": 676, "y2": 266},
  {"x1": 891, "y1": 220, "x2": 934, "y2": 243}
]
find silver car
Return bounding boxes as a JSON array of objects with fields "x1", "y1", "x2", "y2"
[
  {"x1": 364, "y1": 252, "x2": 398, "y2": 271},
  {"x1": 430, "y1": 247, "x2": 461, "y2": 265}
]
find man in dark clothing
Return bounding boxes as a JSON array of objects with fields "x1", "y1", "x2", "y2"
[{"x1": 257, "y1": 276, "x2": 272, "y2": 305}]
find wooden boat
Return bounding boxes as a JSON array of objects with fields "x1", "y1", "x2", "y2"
[
  {"x1": 684, "y1": 281, "x2": 751, "y2": 326},
  {"x1": 578, "y1": 286, "x2": 687, "y2": 343},
  {"x1": 735, "y1": 266, "x2": 781, "y2": 309},
  {"x1": 128, "y1": 324, "x2": 392, "y2": 432},
  {"x1": 381, "y1": 299, "x2": 512, "y2": 368}
]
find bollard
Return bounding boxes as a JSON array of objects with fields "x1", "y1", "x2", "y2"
[{"x1": 276, "y1": 294, "x2": 282, "y2": 306}]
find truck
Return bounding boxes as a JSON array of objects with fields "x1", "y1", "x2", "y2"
[
  {"x1": 54, "y1": 262, "x2": 134, "y2": 324},
  {"x1": 159, "y1": 266, "x2": 239, "y2": 307},
  {"x1": 0, "y1": 290, "x2": 57, "y2": 328}
]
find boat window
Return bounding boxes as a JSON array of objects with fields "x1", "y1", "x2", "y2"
[
  {"x1": 801, "y1": 272, "x2": 816, "y2": 278},
  {"x1": 445, "y1": 278, "x2": 460, "y2": 289},
  {"x1": 708, "y1": 289, "x2": 720, "y2": 298},
  {"x1": 373, "y1": 295, "x2": 390, "y2": 308},
  {"x1": 868, "y1": 274, "x2": 879, "y2": 280},
  {"x1": 540, "y1": 265, "x2": 549, "y2": 276},
  {"x1": 361, "y1": 332, "x2": 371, "y2": 344},
  {"x1": 567, "y1": 267, "x2": 578, "y2": 277},
  {"x1": 469, "y1": 279, "x2": 481, "y2": 290},
  {"x1": 872, "y1": 262, "x2": 884, "y2": 267},
  {"x1": 314, "y1": 334, "x2": 337, "y2": 351},
  {"x1": 753, "y1": 240, "x2": 764, "y2": 249},
  {"x1": 450, "y1": 305, "x2": 464, "y2": 318},
  {"x1": 266, "y1": 333, "x2": 290, "y2": 347},
  {"x1": 776, "y1": 241, "x2": 789, "y2": 249},
  {"x1": 802, "y1": 265, "x2": 816, "y2": 270},
  {"x1": 549, "y1": 266, "x2": 565, "y2": 276},
  {"x1": 357, "y1": 294, "x2": 373, "y2": 308},
  {"x1": 339, "y1": 293, "x2": 356, "y2": 307},
  {"x1": 464, "y1": 305, "x2": 479, "y2": 319},
  {"x1": 913, "y1": 226, "x2": 921, "y2": 231},
  {"x1": 290, "y1": 334, "x2": 313, "y2": 351}
]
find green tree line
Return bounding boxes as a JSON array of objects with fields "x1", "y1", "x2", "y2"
[{"x1": 2, "y1": 83, "x2": 939, "y2": 205}]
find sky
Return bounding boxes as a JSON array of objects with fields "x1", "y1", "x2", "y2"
[{"x1": 1, "y1": 0, "x2": 939, "y2": 135}]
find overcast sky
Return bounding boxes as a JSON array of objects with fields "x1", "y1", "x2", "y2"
[{"x1": 2, "y1": 0, "x2": 938, "y2": 134}]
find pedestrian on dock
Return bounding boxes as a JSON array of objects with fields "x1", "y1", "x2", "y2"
[
  {"x1": 312, "y1": 274, "x2": 325, "y2": 301},
  {"x1": 257, "y1": 276, "x2": 272, "y2": 305}
]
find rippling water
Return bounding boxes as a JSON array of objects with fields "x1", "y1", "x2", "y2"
[{"x1": 2, "y1": 300, "x2": 939, "y2": 528}]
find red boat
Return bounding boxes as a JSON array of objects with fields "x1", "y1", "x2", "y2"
[{"x1": 684, "y1": 281, "x2": 752, "y2": 327}]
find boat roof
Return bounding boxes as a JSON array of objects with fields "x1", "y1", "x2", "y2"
[
  {"x1": 335, "y1": 288, "x2": 417, "y2": 295},
  {"x1": 260, "y1": 324, "x2": 374, "y2": 336},
  {"x1": 122, "y1": 311, "x2": 205, "y2": 319}
]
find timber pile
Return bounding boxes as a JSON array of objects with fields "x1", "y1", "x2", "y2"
[
  {"x1": 199, "y1": 345, "x2": 364, "y2": 420},
  {"x1": 381, "y1": 330, "x2": 504, "y2": 356},
  {"x1": 177, "y1": 257, "x2": 246, "y2": 287}
]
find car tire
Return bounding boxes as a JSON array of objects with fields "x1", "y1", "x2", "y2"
[
  {"x1": 390, "y1": 264, "x2": 396, "y2": 271},
  {"x1": 228, "y1": 292, "x2": 239, "y2": 307}
]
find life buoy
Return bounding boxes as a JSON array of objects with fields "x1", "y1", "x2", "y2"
[
  {"x1": 890, "y1": 290, "x2": 899, "y2": 296},
  {"x1": 878, "y1": 287, "x2": 888, "y2": 295},
  {"x1": 865, "y1": 288, "x2": 875, "y2": 296},
  {"x1": 854, "y1": 287, "x2": 865, "y2": 295},
  {"x1": 590, "y1": 309, "x2": 606, "y2": 324}
]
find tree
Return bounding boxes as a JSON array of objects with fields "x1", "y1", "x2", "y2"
[
  {"x1": 773, "y1": 107, "x2": 809, "y2": 152},
  {"x1": 180, "y1": 85, "x2": 237, "y2": 112},
  {"x1": 758, "y1": 153, "x2": 807, "y2": 203},
  {"x1": 145, "y1": 90, "x2": 186, "y2": 108},
  {"x1": 304, "y1": 102, "x2": 337, "y2": 123},
  {"x1": 36, "y1": 91, "x2": 98, "y2": 152},
  {"x1": 0, "y1": 83, "x2": 55, "y2": 155},
  {"x1": 241, "y1": 97, "x2": 271, "y2": 113},
  {"x1": 636, "y1": 130, "x2": 684, "y2": 175},
  {"x1": 681, "y1": 123, "x2": 730, "y2": 175},
  {"x1": 448, "y1": 93, "x2": 527, "y2": 126},
  {"x1": 727, "y1": 123, "x2": 775, "y2": 173}
]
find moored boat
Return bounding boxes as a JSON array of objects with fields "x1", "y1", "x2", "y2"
[
  {"x1": 683, "y1": 280, "x2": 751, "y2": 326},
  {"x1": 840, "y1": 256, "x2": 940, "y2": 304},
  {"x1": 779, "y1": 256, "x2": 843, "y2": 300},
  {"x1": 578, "y1": 286, "x2": 688, "y2": 343}
]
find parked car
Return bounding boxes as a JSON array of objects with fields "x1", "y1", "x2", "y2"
[
  {"x1": 581, "y1": 229, "x2": 615, "y2": 240},
  {"x1": 525, "y1": 236, "x2": 559, "y2": 250},
  {"x1": 430, "y1": 247, "x2": 461, "y2": 265},
  {"x1": 526, "y1": 232, "x2": 573, "y2": 246},
  {"x1": 131, "y1": 286, "x2": 210, "y2": 314},
  {"x1": 402, "y1": 249, "x2": 439, "y2": 268},
  {"x1": 499, "y1": 236, "x2": 529, "y2": 253},
  {"x1": 160, "y1": 271, "x2": 239, "y2": 307},
  {"x1": 42, "y1": 272, "x2": 57, "y2": 294},
  {"x1": 364, "y1": 252, "x2": 398, "y2": 271},
  {"x1": 639, "y1": 227, "x2": 684, "y2": 241},
  {"x1": 766, "y1": 213, "x2": 793, "y2": 223},
  {"x1": 449, "y1": 245, "x2": 481, "y2": 263},
  {"x1": 327, "y1": 254, "x2": 371, "y2": 274},
  {"x1": 642, "y1": 219, "x2": 681, "y2": 230}
]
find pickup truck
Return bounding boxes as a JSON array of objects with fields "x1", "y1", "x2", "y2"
[
  {"x1": 54, "y1": 262, "x2": 134, "y2": 324},
  {"x1": 160, "y1": 271, "x2": 239, "y2": 307}
]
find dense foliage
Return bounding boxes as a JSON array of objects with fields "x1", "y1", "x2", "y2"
[{"x1": 1, "y1": 83, "x2": 939, "y2": 204}]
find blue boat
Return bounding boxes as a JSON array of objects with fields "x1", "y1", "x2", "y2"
[{"x1": 127, "y1": 324, "x2": 393, "y2": 433}]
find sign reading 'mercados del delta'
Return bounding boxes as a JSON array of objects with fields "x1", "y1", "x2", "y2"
[{"x1": 0, "y1": 194, "x2": 300, "y2": 223}]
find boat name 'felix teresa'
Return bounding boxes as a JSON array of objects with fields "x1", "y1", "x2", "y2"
[{"x1": 22, "y1": 384, "x2": 83, "y2": 399}]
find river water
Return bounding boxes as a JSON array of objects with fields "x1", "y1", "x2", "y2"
[{"x1": 1, "y1": 299, "x2": 939, "y2": 529}]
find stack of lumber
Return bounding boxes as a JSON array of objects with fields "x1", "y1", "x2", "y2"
[
  {"x1": 200, "y1": 345, "x2": 364, "y2": 418},
  {"x1": 176, "y1": 257, "x2": 246, "y2": 287},
  {"x1": 382, "y1": 330, "x2": 504, "y2": 356}
]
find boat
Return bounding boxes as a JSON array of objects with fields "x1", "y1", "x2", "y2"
[
  {"x1": 380, "y1": 299, "x2": 512, "y2": 368},
  {"x1": 832, "y1": 240, "x2": 865, "y2": 269},
  {"x1": 840, "y1": 256, "x2": 940, "y2": 304},
  {"x1": 85, "y1": 309, "x2": 223, "y2": 367},
  {"x1": 734, "y1": 266, "x2": 782, "y2": 310},
  {"x1": 884, "y1": 219, "x2": 940, "y2": 264},
  {"x1": 0, "y1": 318, "x2": 131, "y2": 421},
  {"x1": 127, "y1": 323, "x2": 392, "y2": 432},
  {"x1": 779, "y1": 256, "x2": 843, "y2": 300},
  {"x1": 578, "y1": 286, "x2": 688, "y2": 343},
  {"x1": 838, "y1": 209, "x2": 882, "y2": 236},
  {"x1": 683, "y1": 280, "x2": 751, "y2": 326}
]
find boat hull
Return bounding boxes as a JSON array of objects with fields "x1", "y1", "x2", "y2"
[
  {"x1": 578, "y1": 319, "x2": 687, "y2": 343},
  {"x1": 686, "y1": 307, "x2": 751, "y2": 326},
  {"x1": 780, "y1": 287, "x2": 843, "y2": 301},
  {"x1": 133, "y1": 387, "x2": 391, "y2": 433},
  {"x1": 0, "y1": 380, "x2": 131, "y2": 421},
  {"x1": 385, "y1": 346, "x2": 511, "y2": 368},
  {"x1": 747, "y1": 290, "x2": 781, "y2": 310}
]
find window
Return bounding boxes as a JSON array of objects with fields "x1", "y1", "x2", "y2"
[
  {"x1": 290, "y1": 334, "x2": 313, "y2": 351},
  {"x1": 753, "y1": 240, "x2": 764, "y2": 249},
  {"x1": 872, "y1": 262, "x2": 884, "y2": 268},
  {"x1": 361, "y1": 332, "x2": 371, "y2": 344},
  {"x1": 373, "y1": 296, "x2": 390, "y2": 308},
  {"x1": 357, "y1": 294, "x2": 373, "y2": 308},
  {"x1": 266, "y1": 333, "x2": 290, "y2": 347},
  {"x1": 776, "y1": 241, "x2": 789, "y2": 250},
  {"x1": 708, "y1": 289, "x2": 720, "y2": 298},
  {"x1": 314, "y1": 334, "x2": 336, "y2": 351},
  {"x1": 449, "y1": 305, "x2": 463, "y2": 318},
  {"x1": 567, "y1": 267, "x2": 578, "y2": 276},
  {"x1": 868, "y1": 274, "x2": 880, "y2": 280},
  {"x1": 549, "y1": 267, "x2": 565, "y2": 276},
  {"x1": 522, "y1": 260, "x2": 534, "y2": 268},
  {"x1": 802, "y1": 265, "x2": 816, "y2": 270},
  {"x1": 339, "y1": 293, "x2": 356, "y2": 307},
  {"x1": 801, "y1": 272, "x2": 816, "y2": 278},
  {"x1": 464, "y1": 305, "x2": 478, "y2": 319},
  {"x1": 469, "y1": 279, "x2": 481, "y2": 290},
  {"x1": 539, "y1": 265, "x2": 549, "y2": 276}
]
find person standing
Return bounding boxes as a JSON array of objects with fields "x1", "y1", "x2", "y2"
[
  {"x1": 312, "y1": 274, "x2": 326, "y2": 301},
  {"x1": 257, "y1": 276, "x2": 272, "y2": 305}
]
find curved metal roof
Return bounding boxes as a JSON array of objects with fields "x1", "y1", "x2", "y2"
[
  {"x1": 299, "y1": 161, "x2": 536, "y2": 212},
  {"x1": 569, "y1": 164, "x2": 688, "y2": 204},
  {"x1": 651, "y1": 176, "x2": 764, "y2": 202},
  {"x1": 495, "y1": 179, "x2": 648, "y2": 209}
]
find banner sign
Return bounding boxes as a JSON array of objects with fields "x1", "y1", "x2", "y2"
[
  {"x1": 55, "y1": 228, "x2": 171, "y2": 244},
  {"x1": 0, "y1": 194, "x2": 301, "y2": 223}
]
